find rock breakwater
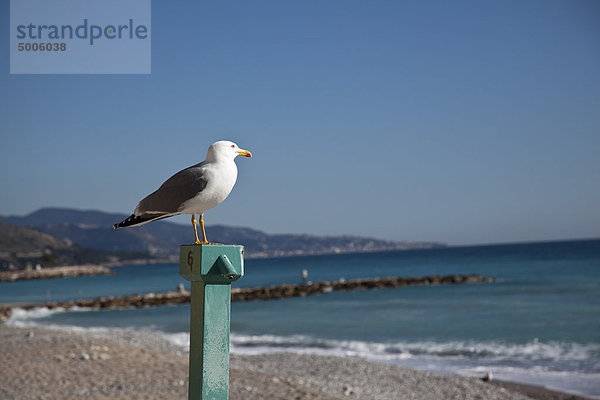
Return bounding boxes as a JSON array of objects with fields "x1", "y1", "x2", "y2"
[
  {"x1": 231, "y1": 274, "x2": 494, "y2": 301},
  {"x1": 0, "y1": 274, "x2": 494, "y2": 321}
]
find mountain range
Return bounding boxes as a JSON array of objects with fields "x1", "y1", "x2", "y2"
[{"x1": 1, "y1": 207, "x2": 445, "y2": 268}]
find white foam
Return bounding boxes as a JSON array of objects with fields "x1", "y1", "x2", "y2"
[
  {"x1": 228, "y1": 333, "x2": 600, "y2": 366},
  {"x1": 5, "y1": 307, "x2": 131, "y2": 337},
  {"x1": 8, "y1": 307, "x2": 68, "y2": 321},
  {"x1": 159, "y1": 332, "x2": 190, "y2": 349},
  {"x1": 7, "y1": 306, "x2": 91, "y2": 321}
]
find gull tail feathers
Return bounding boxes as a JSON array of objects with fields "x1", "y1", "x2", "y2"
[{"x1": 113, "y1": 213, "x2": 174, "y2": 229}]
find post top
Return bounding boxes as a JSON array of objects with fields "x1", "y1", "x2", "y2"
[{"x1": 179, "y1": 244, "x2": 244, "y2": 283}]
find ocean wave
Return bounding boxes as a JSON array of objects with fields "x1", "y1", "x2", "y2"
[
  {"x1": 159, "y1": 332, "x2": 190, "y2": 348},
  {"x1": 6, "y1": 306, "x2": 92, "y2": 324},
  {"x1": 227, "y1": 333, "x2": 600, "y2": 371},
  {"x1": 8, "y1": 308, "x2": 598, "y2": 372}
]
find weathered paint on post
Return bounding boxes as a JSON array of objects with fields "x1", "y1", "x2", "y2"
[{"x1": 180, "y1": 244, "x2": 244, "y2": 400}]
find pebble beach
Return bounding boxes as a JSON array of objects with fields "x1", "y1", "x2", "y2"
[{"x1": 0, "y1": 324, "x2": 591, "y2": 400}]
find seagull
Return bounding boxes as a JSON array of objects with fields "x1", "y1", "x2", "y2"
[{"x1": 113, "y1": 140, "x2": 252, "y2": 244}]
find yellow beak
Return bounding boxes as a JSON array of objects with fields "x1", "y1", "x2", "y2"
[{"x1": 237, "y1": 149, "x2": 252, "y2": 158}]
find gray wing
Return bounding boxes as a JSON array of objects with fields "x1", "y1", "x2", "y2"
[{"x1": 135, "y1": 162, "x2": 208, "y2": 214}]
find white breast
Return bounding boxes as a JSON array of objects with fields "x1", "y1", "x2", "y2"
[{"x1": 180, "y1": 159, "x2": 238, "y2": 214}]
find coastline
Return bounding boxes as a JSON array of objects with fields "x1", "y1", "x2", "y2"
[
  {"x1": 0, "y1": 265, "x2": 114, "y2": 282},
  {"x1": 0, "y1": 324, "x2": 593, "y2": 400}
]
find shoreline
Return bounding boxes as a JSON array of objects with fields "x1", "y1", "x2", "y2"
[
  {"x1": 0, "y1": 264, "x2": 114, "y2": 282},
  {"x1": 0, "y1": 324, "x2": 594, "y2": 400}
]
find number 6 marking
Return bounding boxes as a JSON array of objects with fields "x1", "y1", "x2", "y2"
[{"x1": 187, "y1": 250, "x2": 193, "y2": 269}]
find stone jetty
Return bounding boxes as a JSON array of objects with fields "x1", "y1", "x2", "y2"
[
  {"x1": 231, "y1": 274, "x2": 494, "y2": 301},
  {"x1": 0, "y1": 274, "x2": 494, "y2": 321},
  {"x1": 0, "y1": 265, "x2": 114, "y2": 282}
]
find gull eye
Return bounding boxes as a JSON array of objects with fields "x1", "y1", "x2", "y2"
[{"x1": 231, "y1": 144, "x2": 235, "y2": 148}]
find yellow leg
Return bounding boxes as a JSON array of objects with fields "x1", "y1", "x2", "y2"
[
  {"x1": 192, "y1": 214, "x2": 218, "y2": 245},
  {"x1": 199, "y1": 214, "x2": 208, "y2": 244},
  {"x1": 192, "y1": 214, "x2": 202, "y2": 244}
]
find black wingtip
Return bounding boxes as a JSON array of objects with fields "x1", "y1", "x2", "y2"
[
  {"x1": 113, "y1": 213, "x2": 144, "y2": 229},
  {"x1": 113, "y1": 213, "x2": 170, "y2": 229}
]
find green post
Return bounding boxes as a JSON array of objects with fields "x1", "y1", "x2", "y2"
[{"x1": 179, "y1": 244, "x2": 244, "y2": 400}]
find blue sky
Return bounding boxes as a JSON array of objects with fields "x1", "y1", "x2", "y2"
[{"x1": 1, "y1": 0, "x2": 599, "y2": 245}]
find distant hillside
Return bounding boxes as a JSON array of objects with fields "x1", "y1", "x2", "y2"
[
  {"x1": 0, "y1": 220, "x2": 68, "y2": 253},
  {"x1": 3, "y1": 208, "x2": 190, "y2": 258},
  {"x1": 2, "y1": 207, "x2": 446, "y2": 260},
  {"x1": 0, "y1": 219, "x2": 150, "y2": 269}
]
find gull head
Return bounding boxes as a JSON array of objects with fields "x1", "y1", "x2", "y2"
[{"x1": 207, "y1": 140, "x2": 252, "y2": 161}]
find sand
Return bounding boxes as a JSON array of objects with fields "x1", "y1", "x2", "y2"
[{"x1": 0, "y1": 324, "x2": 592, "y2": 400}]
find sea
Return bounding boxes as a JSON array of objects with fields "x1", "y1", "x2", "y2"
[{"x1": 1, "y1": 239, "x2": 599, "y2": 398}]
